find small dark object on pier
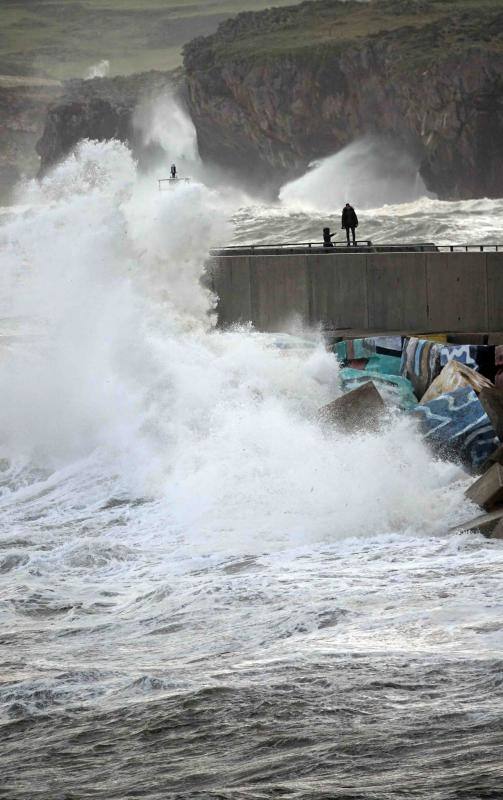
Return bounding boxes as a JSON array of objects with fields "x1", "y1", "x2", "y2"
[{"x1": 323, "y1": 227, "x2": 334, "y2": 248}]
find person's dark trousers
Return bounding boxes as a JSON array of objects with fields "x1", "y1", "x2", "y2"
[{"x1": 345, "y1": 226, "x2": 356, "y2": 245}]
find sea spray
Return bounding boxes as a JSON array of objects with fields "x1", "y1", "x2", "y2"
[
  {"x1": 0, "y1": 140, "x2": 229, "y2": 478},
  {"x1": 85, "y1": 59, "x2": 110, "y2": 80},
  {"x1": 0, "y1": 138, "x2": 469, "y2": 551},
  {"x1": 279, "y1": 136, "x2": 431, "y2": 213},
  {"x1": 133, "y1": 91, "x2": 201, "y2": 169},
  {"x1": 133, "y1": 92, "x2": 258, "y2": 205}
]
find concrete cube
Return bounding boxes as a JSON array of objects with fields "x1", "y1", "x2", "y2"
[
  {"x1": 479, "y1": 387, "x2": 503, "y2": 441},
  {"x1": 318, "y1": 381, "x2": 385, "y2": 433},
  {"x1": 450, "y1": 507, "x2": 503, "y2": 537},
  {"x1": 465, "y1": 463, "x2": 503, "y2": 510}
]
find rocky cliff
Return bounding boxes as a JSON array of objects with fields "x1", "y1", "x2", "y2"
[
  {"x1": 0, "y1": 76, "x2": 63, "y2": 202},
  {"x1": 183, "y1": 0, "x2": 503, "y2": 199},
  {"x1": 37, "y1": 70, "x2": 180, "y2": 175}
]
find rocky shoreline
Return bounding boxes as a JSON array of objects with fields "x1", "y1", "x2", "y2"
[
  {"x1": 36, "y1": 69, "x2": 182, "y2": 175},
  {"x1": 0, "y1": 76, "x2": 62, "y2": 203},
  {"x1": 0, "y1": 69, "x2": 182, "y2": 200}
]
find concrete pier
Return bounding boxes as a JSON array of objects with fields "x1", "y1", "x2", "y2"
[{"x1": 207, "y1": 250, "x2": 503, "y2": 333}]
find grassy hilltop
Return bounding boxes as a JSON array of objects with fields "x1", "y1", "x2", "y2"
[
  {"x1": 183, "y1": 0, "x2": 503, "y2": 199},
  {"x1": 196, "y1": 0, "x2": 503, "y2": 66},
  {"x1": 0, "y1": 0, "x2": 305, "y2": 80}
]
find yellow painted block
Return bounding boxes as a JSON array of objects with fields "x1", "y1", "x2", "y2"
[{"x1": 416, "y1": 333, "x2": 448, "y2": 343}]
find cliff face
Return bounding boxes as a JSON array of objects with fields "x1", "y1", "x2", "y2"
[
  {"x1": 183, "y1": 0, "x2": 503, "y2": 199},
  {"x1": 0, "y1": 76, "x2": 63, "y2": 202},
  {"x1": 36, "y1": 70, "x2": 180, "y2": 174}
]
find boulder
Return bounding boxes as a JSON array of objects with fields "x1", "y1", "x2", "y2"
[
  {"x1": 36, "y1": 70, "x2": 183, "y2": 174},
  {"x1": 465, "y1": 463, "x2": 503, "y2": 511},
  {"x1": 318, "y1": 382, "x2": 385, "y2": 433}
]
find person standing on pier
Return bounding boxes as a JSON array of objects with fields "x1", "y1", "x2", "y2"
[{"x1": 342, "y1": 203, "x2": 358, "y2": 246}]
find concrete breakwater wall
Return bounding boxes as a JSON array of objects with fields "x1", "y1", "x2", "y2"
[{"x1": 208, "y1": 251, "x2": 503, "y2": 333}]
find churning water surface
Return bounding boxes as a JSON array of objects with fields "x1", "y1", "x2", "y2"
[{"x1": 0, "y1": 135, "x2": 502, "y2": 800}]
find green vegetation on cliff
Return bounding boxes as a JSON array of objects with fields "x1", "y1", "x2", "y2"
[
  {"x1": 187, "y1": 0, "x2": 503, "y2": 67},
  {"x1": 183, "y1": 0, "x2": 503, "y2": 199},
  {"x1": 0, "y1": 0, "x2": 305, "y2": 80}
]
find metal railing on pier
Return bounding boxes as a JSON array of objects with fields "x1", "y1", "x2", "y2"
[
  {"x1": 214, "y1": 240, "x2": 372, "y2": 251},
  {"x1": 436, "y1": 244, "x2": 503, "y2": 252},
  {"x1": 210, "y1": 242, "x2": 503, "y2": 256},
  {"x1": 211, "y1": 241, "x2": 436, "y2": 256}
]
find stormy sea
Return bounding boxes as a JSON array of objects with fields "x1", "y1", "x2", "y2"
[{"x1": 1, "y1": 111, "x2": 502, "y2": 799}]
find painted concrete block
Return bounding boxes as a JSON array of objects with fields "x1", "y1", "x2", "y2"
[{"x1": 411, "y1": 386, "x2": 499, "y2": 471}]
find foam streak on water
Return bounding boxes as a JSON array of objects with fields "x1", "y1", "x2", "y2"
[{"x1": 0, "y1": 140, "x2": 502, "y2": 799}]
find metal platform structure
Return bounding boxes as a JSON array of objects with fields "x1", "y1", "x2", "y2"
[{"x1": 158, "y1": 177, "x2": 191, "y2": 191}]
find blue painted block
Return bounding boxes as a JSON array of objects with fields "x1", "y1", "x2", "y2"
[
  {"x1": 340, "y1": 369, "x2": 417, "y2": 411},
  {"x1": 411, "y1": 386, "x2": 500, "y2": 470}
]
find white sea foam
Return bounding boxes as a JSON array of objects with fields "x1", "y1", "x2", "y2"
[
  {"x1": 85, "y1": 59, "x2": 110, "y2": 80},
  {"x1": 0, "y1": 137, "x2": 470, "y2": 551}
]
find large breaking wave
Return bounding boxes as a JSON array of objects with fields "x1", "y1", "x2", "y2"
[
  {"x1": 1, "y1": 108, "x2": 502, "y2": 800},
  {"x1": 0, "y1": 138, "x2": 467, "y2": 551}
]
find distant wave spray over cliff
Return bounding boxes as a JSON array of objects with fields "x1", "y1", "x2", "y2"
[
  {"x1": 279, "y1": 137, "x2": 431, "y2": 213},
  {"x1": 129, "y1": 95, "x2": 503, "y2": 247},
  {"x1": 134, "y1": 92, "x2": 254, "y2": 204}
]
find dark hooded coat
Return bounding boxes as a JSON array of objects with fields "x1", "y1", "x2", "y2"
[{"x1": 341, "y1": 205, "x2": 358, "y2": 229}]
